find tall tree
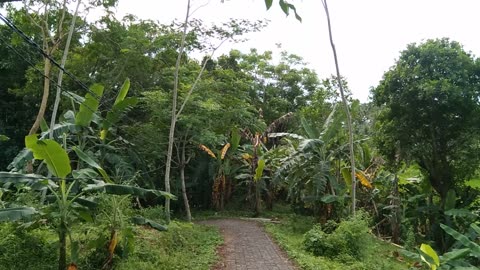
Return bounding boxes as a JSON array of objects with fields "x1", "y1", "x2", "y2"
[
  {"x1": 373, "y1": 39, "x2": 480, "y2": 247},
  {"x1": 374, "y1": 38, "x2": 480, "y2": 203},
  {"x1": 321, "y1": 0, "x2": 357, "y2": 214}
]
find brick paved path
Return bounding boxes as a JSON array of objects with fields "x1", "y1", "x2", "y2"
[{"x1": 200, "y1": 219, "x2": 296, "y2": 270}]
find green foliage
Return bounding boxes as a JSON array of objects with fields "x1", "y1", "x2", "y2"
[
  {"x1": 265, "y1": 214, "x2": 408, "y2": 270},
  {"x1": 0, "y1": 223, "x2": 57, "y2": 270},
  {"x1": 0, "y1": 220, "x2": 221, "y2": 270},
  {"x1": 373, "y1": 38, "x2": 480, "y2": 202},
  {"x1": 115, "y1": 222, "x2": 221, "y2": 270},
  {"x1": 25, "y1": 134, "x2": 71, "y2": 178},
  {"x1": 440, "y1": 223, "x2": 480, "y2": 256},
  {"x1": 303, "y1": 212, "x2": 371, "y2": 261},
  {"x1": 0, "y1": 207, "x2": 37, "y2": 222},
  {"x1": 75, "y1": 84, "x2": 104, "y2": 127},
  {"x1": 264, "y1": 0, "x2": 302, "y2": 21}
]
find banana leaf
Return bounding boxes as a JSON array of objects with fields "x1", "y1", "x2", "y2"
[{"x1": 0, "y1": 207, "x2": 37, "y2": 222}]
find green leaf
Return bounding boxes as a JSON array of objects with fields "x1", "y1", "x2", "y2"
[
  {"x1": 440, "y1": 248, "x2": 470, "y2": 263},
  {"x1": 103, "y1": 97, "x2": 138, "y2": 131},
  {"x1": 75, "y1": 84, "x2": 104, "y2": 127},
  {"x1": 63, "y1": 91, "x2": 85, "y2": 105},
  {"x1": 26, "y1": 135, "x2": 71, "y2": 178},
  {"x1": 40, "y1": 122, "x2": 80, "y2": 140},
  {"x1": 444, "y1": 208, "x2": 478, "y2": 219},
  {"x1": 230, "y1": 128, "x2": 241, "y2": 152},
  {"x1": 7, "y1": 148, "x2": 32, "y2": 171},
  {"x1": 301, "y1": 116, "x2": 320, "y2": 139},
  {"x1": 440, "y1": 223, "x2": 480, "y2": 256},
  {"x1": 38, "y1": 140, "x2": 71, "y2": 178},
  {"x1": 320, "y1": 194, "x2": 341, "y2": 204},
  {"x1": 0, "y1": 134, "x2": 10, "y2": 141},
  {"x1": 279, "y1": 0, "x2": 289, "y2": 15},
  {"x1": 254, "y1": 159, "x2": 266, "y2": 181},
  {"x1": 341, "y1": 167, "x2": 352, "y2": 188},
  {"x1": 235, "y1": 173, "x2": 252, "y2": 180},
  {"x1": 465, "y1": 179, "x2": 480, "y2": 189},
  {"x1": 40, "y1": 117, "x2": 49, "y2": 133},
  {"x1": 420, "y1": 243, "x2": 440, "y2": 269},
  {"x1": 0, "y1": 172, "x2": 57, "y2": 190},
  {"x1": 114, "y1": 78, "x2": 130, "y2": 106},
  {"x1": 0, "y1": 207, "x2": 37, "y2": 222},
  {"x1": 72, "y1": 197, "x2": 98, "y2": 209},
  {"x1": 471, "y1": 223, "x2": 480, "y2": 235},
  {"x1": 265, "y1": 0, "x2": 273, "y2": 10},
  {"x1": 131, "y1": 216, "x2": 167, "y2": 231},
  {"x1": 25, "y1": 134, "x2": 43, "y2": 159},
  {"x1": 444, "y1": 189, "x2": 456, "y2": 210},
  {"x1": 76, "y1": 209, "x2": 94, "y2": 222},
  {"x1": 289, "y1": 3, "x2": 302, "y2": 22},
  {"x1": 72, "y1": 168, "x2": 99, "y2": 180},
  {"x1": 84, "y1": 182, "x2": 176, "y2": 200},
  {"x1": 72, "y1": 146, "x2": 112, "y2": 183}
]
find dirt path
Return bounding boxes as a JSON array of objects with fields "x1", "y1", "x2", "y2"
[{"x1": 200, "y1": 219, "x2": 296, "y2": 270}]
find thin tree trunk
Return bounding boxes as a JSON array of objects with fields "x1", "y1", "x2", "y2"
[
  {"x1": 164, "y1": 0, "x2": 191, "y2": 224},
  {"x1": 29, "y1": 58, "x2": 52, "y2": 135},
  {"x1": 58, "y1": 218, "x2": 67, "y2": 270},
  {"x1": 49, "y1": 0, "x2": 81, "y2": 138},
  {"x1": 254, "y1": 182, "x2": 260, "y2": 216},
  {"x1": 391, "y1": 174, "x2": 401, "y2": 243},
  {"x1": 321, "y1": 0, "x2": 357, "y2": 215},
  {"x1": 180, "y1": 141, "x2": 192, "y2": 222}
]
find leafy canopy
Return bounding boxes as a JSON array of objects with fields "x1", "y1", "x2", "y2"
[{"x1": 372, "y1": 38, "x2": 480, "y2": 199}]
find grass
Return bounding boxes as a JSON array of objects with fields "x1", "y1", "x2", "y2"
[
  {"x1": 263, "y1": 214, "x2": 410, "y2": 270},
  {"x1": 0, "y1": 223, "x2": 58, "y2": 270},
  {"x1": 0, "y1": 220, "x2": 221, "y2": 270},
  {"x1": 116, "y1": 221, "x2": 222, "y2": 270}
]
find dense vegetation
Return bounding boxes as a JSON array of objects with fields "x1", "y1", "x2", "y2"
[{"x1": 0, "y1": 1, "x2": 479, "y2": 269}]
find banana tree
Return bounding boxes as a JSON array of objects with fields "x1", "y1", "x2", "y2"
[
  {"x1": 200, "y1": 143, "x2": 231, "y2": 211},
  {"x1": 0, "y1": 81, "x2": 172, "y2": 270},
  {"x1": 8, "y1": 79, "x2": 138, "y2": 178},
  {"x1": 199, "y1": 129, "x2": 241, "y2": 211},
  {"x1": 0, "y1": 135, "x2": 173, "y2": 270}
]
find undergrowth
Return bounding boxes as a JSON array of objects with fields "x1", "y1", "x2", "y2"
[
  {"x1": 0, "y1": 217, "x2": 221, "y2": 270},
  {"x1": 264, "y1": 213, "x2": 409, "y2": 270}
]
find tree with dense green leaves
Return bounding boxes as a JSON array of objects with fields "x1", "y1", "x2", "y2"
[{"x1": 373, "y1": 38, "x2": 480, "y2": 207}]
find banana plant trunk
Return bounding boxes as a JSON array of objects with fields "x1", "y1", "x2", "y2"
[{"x1": 58, "y1": 218, "x2": 67, "y2": 270}]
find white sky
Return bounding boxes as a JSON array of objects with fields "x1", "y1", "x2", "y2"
[
  {"x1": 6, "y1": 0, "x2": 480, "y2": 102},
  {"x1": 114, "y1": 0, "x2": 480, "y2": 102}
]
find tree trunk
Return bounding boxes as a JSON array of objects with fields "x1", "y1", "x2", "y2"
[
  {"x1": 321, "y1": 0, "x2": 357, "y2": 215},
  {"x1": 180, "y1": 142, "x2": 192, "y2": 222},
  {"x1": 49, "y1": 0, "x2": 81, "y2": 138},
  {"x1": 164, "y1": 0, "x2": 191, "y2": 224},
  {"x1": 58, "y1": 219, "x2": 67, "y2": 270},
  {"x1": 220, "y1": 175, "x2": 225, "y2": 211},
  {"x1": 29, "y1": 58, "x2": 52, "y2": 135},
  {"x1": 390, "y1": 174, "x2": 401, "y2": 243},
  {"x1": 180, "y1": 165, "x2": 191, "y2": 221}
]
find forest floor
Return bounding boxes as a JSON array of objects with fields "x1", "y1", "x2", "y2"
[{"x1": 199, "y1": 219, "x2": 296, "y2": 270}]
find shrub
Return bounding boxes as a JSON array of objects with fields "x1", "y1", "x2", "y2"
[
  {"x1": 0, "y1": 223, "x2": 57, "y2": 270},
  {"x1": 303, "y1": 211, "x2": 371, "y2": 260}
]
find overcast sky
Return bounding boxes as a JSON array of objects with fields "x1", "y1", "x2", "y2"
[
  {"x1": 113, "y1": 0, "x2": 480, "y2": 102},
  {"x1": 7, "y1": 0, "x2": 480, "y2": 102}
]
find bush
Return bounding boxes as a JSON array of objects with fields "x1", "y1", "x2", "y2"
[
  {"x1": 0, "y1": 223, "x2": 57, "y2": 270},
  {"x1": 303, "y1": 211, "x2": 371, "y2": 260},
  {"x1": 135, "y1": 205, "x2": 165, "y2": 223}
]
